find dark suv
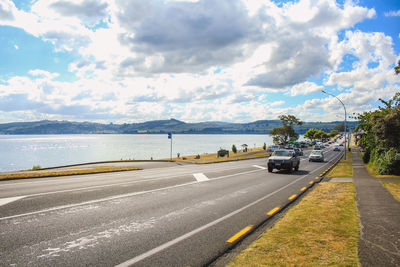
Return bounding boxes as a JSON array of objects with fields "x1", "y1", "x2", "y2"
[{"x1": 267, "y1": 150, "x2": 300, "y2": 173}]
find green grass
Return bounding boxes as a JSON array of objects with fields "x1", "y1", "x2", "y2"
[{"x1": 228, "y1": 183, "x2": 360, "y2": 267}]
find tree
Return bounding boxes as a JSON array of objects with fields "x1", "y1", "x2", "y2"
[
  {"x1": 269, "y1": 115, "x2": 302, "y2": 145},
  {"x1": 278, "y1": 115, "x2": 303, "y2": 126},
  {"x1": 304, "y1": 128, "x2": 318, "y2": 141},
  {"x1": 395, "y1": 59, "x2": 400, "y2": 75},
  {"x1": 356, "y1": 91, "x2": 400, "y2": 174},
  {"x1": 328, "y1": 130, "x2": 339, "y2": 138}
]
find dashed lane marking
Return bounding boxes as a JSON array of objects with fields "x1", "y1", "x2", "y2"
[
  {"x1": 193, "y1": 173, "x2": 209, "y2": 182},
  {"x1": 253, "y1": 165, "x2": 267, "y2": 170}
]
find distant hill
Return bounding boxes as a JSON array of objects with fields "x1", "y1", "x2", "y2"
[{"x1": 0, "y1": 119, "x2": 358, "y2": 135}]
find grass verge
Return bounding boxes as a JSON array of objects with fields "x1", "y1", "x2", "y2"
[
  {"x1": 227, "y1": 182, "x2": 360, "y2": 267},
  {"x1": 0, "y1": 166, "x2": 141, "y2": 181},
  {"x1": 327, "y1": 150, "x2": 353, "y2": 178},
  {"x1": 382, "y1": 182, "x2": 400, "y2": 202}
]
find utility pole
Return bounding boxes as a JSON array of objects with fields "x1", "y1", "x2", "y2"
[
  {"x1": 322, "y1": 90, "x2": 347, "y2": 160},
  {"x1": 168, "y1": 132, "x2": 172, "y2": 160}
]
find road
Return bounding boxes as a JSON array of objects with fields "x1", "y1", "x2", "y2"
[{"x1": 0, "y1": 147, "x2": 342, "y2": 266}]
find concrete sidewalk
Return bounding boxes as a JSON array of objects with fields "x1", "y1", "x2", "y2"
[{"x1": 352, "y1": 148, "x2": 400, "y2": 266}]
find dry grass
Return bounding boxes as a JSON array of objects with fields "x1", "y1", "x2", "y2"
[
  {"x1": 228, "y1": 183, "x2": 360, "y2": 267},
  {"x1": 327, "y1": 151, "x2": 353, "y2": 178},
  {"x1": 0, "y1": 166, "x2": 141, "y2": 180},
  {"x1": 382, "y1": 182, "x2": 400, "y2": 202}
]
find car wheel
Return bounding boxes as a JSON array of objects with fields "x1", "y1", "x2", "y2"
[
  {"x1": 288, "y1": 164, "x2": 293, "y2": 173},
  {"x1": 268, "y1": 167, "x2": 273, "y2": 172}
]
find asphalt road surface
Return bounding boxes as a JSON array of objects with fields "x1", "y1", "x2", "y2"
[{"x1": 0, "y1": 147, "x2": 342, "y2": 266}]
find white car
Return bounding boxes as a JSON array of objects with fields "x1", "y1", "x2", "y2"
[{"x1": 309, "y1": 150, "x2": 324, "y2": 162}]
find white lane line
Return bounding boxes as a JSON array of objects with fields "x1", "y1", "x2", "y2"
[
  {"x1": 0, "y1": 196, "x2": 25, "y2": 207},
  {"x1": 115, "y1": 171, "x2": 312, "y2": 267},
  {"x1": 0, "y1": 169, "x2": 263, "y2": 221},
  {"x1": 253, "y1": 165, "x2": 266, "y2": 170},
  {"x1": 1, "y1": 154, "x2": 337, "y2": 221},
  {"x1": 193, "y1": 173, "x2": 209, "y2": 182}
]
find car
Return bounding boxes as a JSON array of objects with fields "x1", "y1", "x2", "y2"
[
  {"x1": 333, "y1": 145, "x2": 340, "y2": 151},
  {"x1": 309, "y1": 150, "x2": 324, "y2": 162},
  {"x1": 267, "y1": 150, "x2": 300, "y2": 173},
  {"x1": 267, "y1": 145, "x2": 278, "y2": 152},
  {"x1": 314, "y1": 145, "x2": 322, "y2": 150}
]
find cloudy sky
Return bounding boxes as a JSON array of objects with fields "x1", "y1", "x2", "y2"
[{"x1": 0, "y1": 0, "x2": 399, "y2": 123}]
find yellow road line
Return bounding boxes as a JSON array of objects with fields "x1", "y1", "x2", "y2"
[
  {"x1": 267, "y1": 206, "x2": 280, "y2": 216},
  {"x1": 315, "y1": 177, "x2": 320, "y2": 180},
  {"x1": 301, "y1": 186, "x2": 307, "y2": 191},
  {"x1": 226, "y1": 225, "x2": 253, "y2": 243},
  {"x1": 288, "y1": 194, "x2": 297, "y2": 200},
  {"x1": 309, "y1": 181, "x2": 314, "y2": 185}
]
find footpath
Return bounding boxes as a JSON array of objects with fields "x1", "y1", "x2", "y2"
[{"x1": 352, "y1": 148, "x2": 400, "y2": 266}]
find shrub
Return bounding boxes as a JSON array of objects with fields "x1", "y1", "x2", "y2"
[
  {"x1": 32, "y1": 165, "x2": 41, "y2": 170},
  {"x1": 371, "y1": 147, "x2": 400, "y2": 175},
  {"x1": 232, "y1": 144, "x2": 237, "y2": 153}
]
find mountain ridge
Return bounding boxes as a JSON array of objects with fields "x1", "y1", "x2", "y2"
[{"x1": 0, "y1": 119, "x2": 358, "y2": 135}]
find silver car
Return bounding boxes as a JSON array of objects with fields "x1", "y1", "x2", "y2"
[{"x1": 309, "y1": 150, "x2": 324, "y2": 162}]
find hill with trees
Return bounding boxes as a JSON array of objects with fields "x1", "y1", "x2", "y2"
[{"x1": 0, "y1": 119, "x2": 358, "y2": 135}]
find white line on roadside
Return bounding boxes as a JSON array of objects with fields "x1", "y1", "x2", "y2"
[
  {"x1": 193, "y1": 173, "x2": 209, "y2": 182},
  {"x1": 0, "y1": 196, "x2": 25, "y2": 207},
  {"x1": 253, "y1": 165, "x2": 266, "y2": 170}
]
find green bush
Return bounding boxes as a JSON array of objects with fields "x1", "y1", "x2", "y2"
[
  {"x1": 32, "y1": 165, "x2": 41, "y2": 170},
  {"x1": 371, "y1": 147, "x2": 399, "y2": 175}
]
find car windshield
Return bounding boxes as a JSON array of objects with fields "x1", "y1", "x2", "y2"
[
  {"x1": 273, "y1": 150, "x2": 292, "y2": 156},
  {"x1": 311, "y1": 151, "x2": 323, "y2": 155}
]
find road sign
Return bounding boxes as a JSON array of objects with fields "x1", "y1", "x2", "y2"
[{"x1": 168, "y1": 132, "x2": 172, "y2": 139}]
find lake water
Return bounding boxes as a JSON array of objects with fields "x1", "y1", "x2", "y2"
[{"x1": 0, "y1": 134, "x2": 289, "y2": 172}]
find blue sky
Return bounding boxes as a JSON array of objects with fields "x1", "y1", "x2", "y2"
[{"x1": 0, "y1": 0, "x2": 399, "y2": 123}]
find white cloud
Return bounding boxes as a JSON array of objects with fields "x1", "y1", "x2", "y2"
[
  {"x1": 0, "y1": 0, "x2": 398, "y2": 124},
  {"x1": 0, "y1": 0, "x2": 15, "y2": 21},
  {"x1": 291, "y1": 82, "x2": 323, "y2": 96},
  {"x1": 384, "y1": 10, "x2": 400, "y2": 17}
]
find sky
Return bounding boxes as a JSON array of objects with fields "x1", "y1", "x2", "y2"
[{"x1": 0, "y1": 0, "x2": 399, "y2": 124}]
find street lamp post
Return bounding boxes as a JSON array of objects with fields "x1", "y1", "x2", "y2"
[{"x1": 322, "y1": 90, "x2": 347, "y2": 160}]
